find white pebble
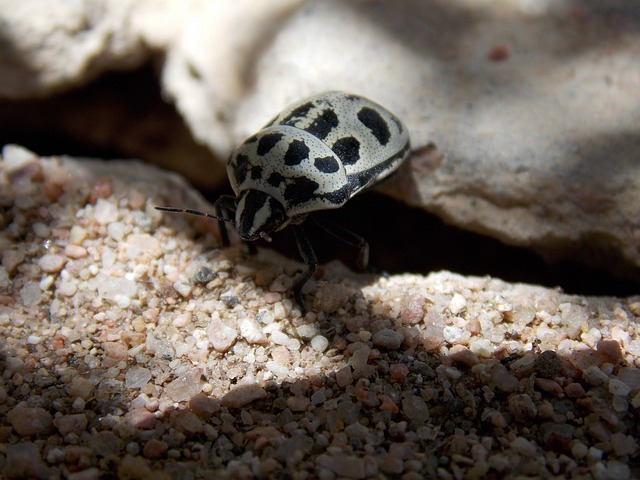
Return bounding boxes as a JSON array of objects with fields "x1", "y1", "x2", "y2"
[
  {"x1": 125, "y1": 366, "x2": 152, "y2": 389},
  {"x1": 627, "y1": 339, "x2": 640, "y2": 356},
  {"x1": 311, "y1": 335, "x2": 329, "y2": 353},
  {"x1": 2, "y1": 144, "x2": 36, "y2": 171},
  {"x1": 173, "y1": 275, "x2": 192, "y2": 297},
  {"x1": 32, "y1": 222, "x2": 49, "y2": 238},
  {"x1": 469, "y1": 339, "x2": 494, "y2": 357},
  {"x1": 267, "y1": 361, "x2": 291, "y2": 379},
  {"x1": 270, "y1": 330, "x2": 290, "y2": 346},
  {"x1": 239, "y1": 316, "x2": 267, "y2": 344},
  {"x1": 107, "y1": 222, "x2": 126, "y2": 241},
  {"x1": 39, "y1": 275, "x2": 55, "y2": 291},
  {"x1": 206, "y1": 315, "x2": 237, "y2": 353},
  {"x1": 114, "y1": 294, "x2": 131, "y2": 309},
  {"x1": 27, "y1": 335, "x2": 41, "y2": 345},
  {"x1": 20, "y1": 282, "x2": 42, "y2": 306},
  {"x1": 581, "y1": 327, "x2": 602, "y2": 348},
  {"x1": 124, "y1": 234, "x2": 162, "y2": 260},
  {"x1": 58, "y1": 279, "x2": 77, "y2": 297},
  {"x1": 449, "y1": 293, "x2": 467, "y2": 314},
  {"x1": 96, "y1": 274, "x2": 138, "y2": 301},
  {"x1": 94, "y1": 199, "x2": 118, "y2": 224},
  {"x1": 64, "y1": 244, "x2": 87, "y2": 259},
  {"x1": 38, "y1": 254, "x2": 66, "y2": 273},
  {"x1": 68, "y1": 226, "x2": 88, "y2": 245},
  {"x1": 173, "y1": 313, "x2": 192, "y2": 328},
  {"x1": 349, "y1": 345, "x2": 371, "y2": 371},
  {"x1": 443, "y1": 326, "x2": 463, "y2": 344},
  {"x1": 609, "y1": 378, "x2": 631, "y2": 397}
]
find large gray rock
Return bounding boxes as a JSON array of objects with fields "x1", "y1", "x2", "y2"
[{"x1": 0, "y1": 0, "x2": 639, "y2": 276}]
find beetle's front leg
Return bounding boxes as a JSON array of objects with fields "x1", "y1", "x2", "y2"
[
  {"x1": 292, "y1": 224, "x2": 318, "y2": 313},
  {"x1": 213, "y1": 195, "x2": 236, "y2": 248}
]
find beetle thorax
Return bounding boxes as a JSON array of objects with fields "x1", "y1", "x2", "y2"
[{"x1": 236, "y1": 190, "x2": 288, "y2": 241}]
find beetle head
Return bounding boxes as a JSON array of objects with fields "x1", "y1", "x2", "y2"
[{"x1": 236, "y1": 190, "x2": 288, "y2": 242}]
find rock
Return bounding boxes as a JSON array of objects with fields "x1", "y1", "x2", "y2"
[
  {"x1": 207, "y1": 314, "x2": 237, "y2": 353},
  {"x1": 402, "y1": 395, "x2": 429, "y2": 423},
  {"x1": 164, "y1": 369, "x2": 203, "y2": 403},
  {"x1": 222, "y1": 383, "x2": 267, "y2": 408},
  {"x1": 2, "y1": 442, "x2": 51, "y2": 479},
  {"x1": 372, "y1": 328, "x2": 404, "y2": 350},
  {"x1": 317, "y1": 453, "x2": 365, "y2": 479},
  {"x1": 175, "y1": 411, "x2": 203, "y2": 436},
  {"x1": 487, "y1": 363, "x2": 518, "y2": 393},
  {"x1": 189, "y1": 394, "x2": 221, "y2": 418},
  {"x1": 510, "y1": 437, "x2": 537, "y2": 457},
  {"x1": 125, "y1": 366, "x2": 152, "y2": 389},
  {"x1": 38, "y1": 254, "x2": 66, "y2": 273},
  {"x1": 143, "y1": 439, "x2": 168, "y2": 460},
  {"x1": 508, "y1": 394, "x2": 537, "y2": 422},
  {"x1": 124, "y1": 408, "x2": 156, "y2": 430},
  {"x1": 1, "y1": 1, "x2": 638, "y2": 278},
  {"x1": 92, "y1": 431, "x2": 124, "y2": 457},
  {"x1": 54, "y1": 413, "x2": 88, "y2": 436},
  {"x1": 6, "y1": 406, "x2": 53, "y2": 436}
]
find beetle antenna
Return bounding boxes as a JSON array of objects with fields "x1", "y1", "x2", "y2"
[{"x1": 155, "y1": 206, "x2": 234, "y2": 224}]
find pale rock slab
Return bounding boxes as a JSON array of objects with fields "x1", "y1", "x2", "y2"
[{"x1": 0, "y1": 0, "x2": 639, "y2": 277}]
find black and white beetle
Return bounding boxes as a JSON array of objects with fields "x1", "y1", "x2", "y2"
[{"x1": 157, "y1": 91, "x2": 410, "y2": 312}]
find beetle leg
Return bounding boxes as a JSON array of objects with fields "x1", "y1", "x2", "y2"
[
  {"x1": 213, "y1": 195, "x2": 236, "y2": 248},
  {"x1": 292, "y1": 224, "x2": 317, "y2": 314},
  {"x1": 311, "y1": 216, "x2": 369, "y2": 271}
]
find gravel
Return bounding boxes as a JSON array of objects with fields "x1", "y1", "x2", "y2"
[{"x1": 0, "y1": 145, "x2": 639, "y2": 479}]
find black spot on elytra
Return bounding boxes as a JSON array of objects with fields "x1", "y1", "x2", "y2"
[
  {"x1": 305, "y1": 109, "x2": 339, "y2": 140},
  {"x1": 284, "y1": 176, "x2": 320, "y2": 205},
  {"x1": 250, "y1": 166, "x2": 263, "y2": 180},
  {"x1": 245, "y1": 134, "x2": 259, "y2": 144},
  {"x1": 331, "y1": 136, "x2": 361, "y2": 165},
  {"x1": 314, "y1": 156, "x2": 340, "y2": 174},
  {"x1": 268, "y1": 172, "x2": 285, "y2": 188},
  {"x1": 280, "y1": 102, "x2": 315, "y2": 125},
  {"x1": 358, "y1": 107, "x2": 390, "y2": 145},
  {"x1": 257, "y1": 133, "x2": 284, "y2": 156},
  {"x1": 234, "y1": 154, "x2": 250, "y2": 184},
  {"x1": 284, "y1": 139, "x2": 310, "y2": 166}
]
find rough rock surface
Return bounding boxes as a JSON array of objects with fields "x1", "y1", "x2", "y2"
[
  {"x1": 1, "y1": 1, "x2": 639, "y2": 276},
  {"x1": 0, "y1": 146, "x2": 639, "y2": 478}
]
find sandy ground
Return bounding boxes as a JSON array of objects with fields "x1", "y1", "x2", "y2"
[{"x1": 0, "y1": 147, "x2": 639, "y2": 478}]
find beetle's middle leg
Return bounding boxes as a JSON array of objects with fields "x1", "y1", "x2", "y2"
[
  {"x1": 292, "y1": 224, "x2": 318, "y2": 313},
  {"x1": 311, "y1": 216, "x2": 369, "y2": 271}
]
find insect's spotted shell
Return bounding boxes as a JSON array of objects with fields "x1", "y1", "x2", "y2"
[{"x1": 228, "y1": 91, "x2": 410, "y2": 239}]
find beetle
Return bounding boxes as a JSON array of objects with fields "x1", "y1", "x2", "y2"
[{"x1": 157, "y1": 91, "x2": 411, "y2": 312}]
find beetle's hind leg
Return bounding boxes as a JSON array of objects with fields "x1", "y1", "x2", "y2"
[
  {"x1": 311, "y1": 216, "x2": 369, "y2": 271},
  {"x1": 292, "y1": 225, "x2": 318, "y2": 314}
]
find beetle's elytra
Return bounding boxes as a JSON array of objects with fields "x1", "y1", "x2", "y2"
[{"x1": 157, "y1": 91, "x2": 411, "y2": 312}]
